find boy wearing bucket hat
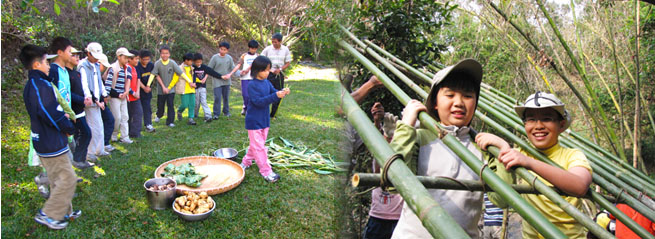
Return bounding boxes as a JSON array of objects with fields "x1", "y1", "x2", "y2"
[
  {"x1": 475, "y1": 92, "x2": 593, "y2": 238},
  {"x1": 389, "y1": 59, "x2": 492, "y2": 238}
]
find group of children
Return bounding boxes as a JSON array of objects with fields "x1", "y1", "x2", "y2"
[
  {"x1": 20, "y1": 33, "x2": 292, "y2": 230},
  {"x1": 345, "y1": 59, "x2": 594, "y2": 239}
]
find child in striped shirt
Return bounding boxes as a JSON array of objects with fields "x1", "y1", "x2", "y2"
[{"x1": 104, "y1": 47, "x2": 135, "y2": 144}]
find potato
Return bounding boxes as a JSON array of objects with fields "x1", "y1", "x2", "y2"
[
  {"x1": 189, "y1": 201, "x2": 197, "y2": 211},
  {"x1": 195, "y1": 207, "x2": 209, "y2": 214},
  {"x1": 181, "y1": 209, "x2": 192, "y2": 214},
  {"x1": 174, "y1": 203, "x2": 181, "y2": 211},
  {"x1": 199, "y1": 191, "x2": 208, "y2": 199}
]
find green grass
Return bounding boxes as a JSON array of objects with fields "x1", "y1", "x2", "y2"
[{"x1": 1, "y1": 65, "x2": 348, "y2": 238}]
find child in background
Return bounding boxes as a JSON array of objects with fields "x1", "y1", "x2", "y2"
[
  {"x1": 77, "y1": 42, "x2": 112, "y2": 157},
  {"x1": 104, "y1": 47, "x2": 135, "y2": 144},
  {"x1": 146, "y1": 44, "x2": 192, "y2": 127},
  {"x1": 127, "y1": 50, "x2": 143, "y2": 138},
  {"x1": 136, "y1": 49, "x2": 155, "y2": 132},
  {"x1": 208, "y1": 42, "x2": 237, "y2": 119},
  {"x1": 167, "y1": 53, "x2": 197, "y2": 125},
  {"x1": 67, "y1": 47, "x2": 95, "y2": 169},
  {"x1": 21, "y1": 44, "x2": 79, "y2": 230},
  {"x1": 48, "y1": 37, "x2": 78, "y2": 150},
  {"x1": 240, "y1": 55, "x2": 289, "y2": 183},
  {"x1": 389, "y1": 59, "x2": 487, "y2": 238},
  {"x1": 192, "y1": 53, "x2": 222, "y2": 123},
  {"x1": 232, "y1": 40, "x2": 259, "y2": 116},
  {"x1": 476, "y1": 92, "x2": 593, "y2": 239}
]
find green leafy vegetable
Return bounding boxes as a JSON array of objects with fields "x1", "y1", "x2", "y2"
[{"x1": 162, "y1": 163, "x2": 207, "y2": 187}]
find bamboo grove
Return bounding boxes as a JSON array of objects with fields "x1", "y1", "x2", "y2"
[{"x1": 339, "y1": 24, "x2": 655, "y2": 238}]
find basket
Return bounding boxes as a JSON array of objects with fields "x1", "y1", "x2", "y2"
[{"x1": 154, "y1": 156, "x2": 245, "y2": 195}]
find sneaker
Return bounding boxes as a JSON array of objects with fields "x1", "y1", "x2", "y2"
[
  {"x1": 145, "y1": 125, "x2": 155, "y2": 132},
  {"x1": 37, "y1": 185, "x2": 50, "y2": 199},
  {"x1": 35, "y1": 210, "x2": 68, "y2": 230},
  {"x1": 72, "y1": 161, "x2": 94, "y2": 169},
  {"x1": 104, "y1": 145, "x2": 116, "y2": 152},
  {"x1": 87, "y1": 154, "x2": 98, "y2": 163},
  {"x1": 204, "y1": 117, "x2": 212, "y2": 123},
  {"x1": 188, "y1": 118, "x2": 197, "y2": 125},
  {"x1": 225, "y1": 113, "x2": 232, "y2": 118},
  {"x1": 262, "y1": 172, "x2": 280, "y2": 183},
  {"x1": 120, "y1": 138, "x2": 134, "y2": 144},
  {"x1": 177, "y1": 112, "x2": 183, "y2": 121},
  {"x1": 241, "y1": 108, "x2": 245, "y2": 116},
  {"x1": 64, "y1": 210, "x2": 82, "y2": 221},
  {"x1": 34, "y1": 172, "x2": 49, "y2": 185},
  {"x1": 212, "y1": 115, "x2": 219, "y2": 120},
  {"x1": 239, "y1": 163, "x2": 250, "y2": 170},
  {"x1": 154, "y1": 117, "x2": 160, "y2": 123},
  {"x1": 97, "y1": 151, "x2": 111, "y2": 157},
  {"x1": 168, "y1": 123, "x2": 175, "y2": 127},
  {"x1": 111, "y1": 136, "x2": 118, "y2": 142}
]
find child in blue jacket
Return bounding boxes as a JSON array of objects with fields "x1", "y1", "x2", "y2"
[{"x1": 21, "y1": 44, "x2": 80, "y2": 230}]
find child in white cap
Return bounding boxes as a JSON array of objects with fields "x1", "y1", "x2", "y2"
[
  {"x1": 103, "y1": 47, "x2": 135, "y2": 144},
  {"x1": 475, "y1": 91, "x2": 593, "y2": 238}
]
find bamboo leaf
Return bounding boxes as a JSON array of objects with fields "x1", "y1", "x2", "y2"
[{"x1": 106, "y1": 0, "x2": 120, "y2": 5}]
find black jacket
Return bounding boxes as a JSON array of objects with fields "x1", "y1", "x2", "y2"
[{"x1": 67, "y1": 67, "x2": 86, "y2": 115}]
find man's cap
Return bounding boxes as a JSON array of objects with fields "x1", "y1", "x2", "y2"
[
  {"x1": 116, "y1": 47, "x2": 135, "y2": 57},
  {"x1": 45, "y1": 54, "x2": 58, "y2": 60},
  {"x1": 96, "y1": 54, "x2": 111, "y2": 67},
  {"x1": 85, "y1": 42, "x2": 107, "y2": 60},
  {"x1": 424, "y1": 58, "x2": 483, "y2": 121},
  {"x1": 514, "y1": 91, "x2": 571, "y2": 130},
  {"x1": 71, "y1": 47, "x2": 82, "y2": 54}
]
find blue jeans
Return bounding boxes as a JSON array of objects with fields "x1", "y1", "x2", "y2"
[
  {"x1": 101, "y1": 104, "x2": 115, "y2": 146},
  {"x1": 213, "y1": 85, "x2": 230, "y2": 116},
  {"x1": 73, "y1": 116, "x2": 91, "y2": 162}
]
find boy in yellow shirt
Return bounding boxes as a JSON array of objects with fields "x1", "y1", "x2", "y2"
[
  {"x1": 475, "y1": 92, "x2": 593, "y2": 238},
  {"x1": 168, "y1": 53, "x2": 197, "y2": 125}
]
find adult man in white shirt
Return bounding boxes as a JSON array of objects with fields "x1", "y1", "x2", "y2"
[{"x1": 260, "y1": 33, "x2": 292, "y2": 118}]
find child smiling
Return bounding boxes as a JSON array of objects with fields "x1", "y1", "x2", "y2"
[
  {"x1": 390, "y1": 59, "x2": 488, "y2": 238},
  {"x1": 475, "y1": 92, "x2": 592, "y2": 239}
]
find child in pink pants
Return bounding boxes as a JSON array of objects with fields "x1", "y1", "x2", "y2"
[{"x1": 240, "y1": 55, "x2": 289, "y2": 183}]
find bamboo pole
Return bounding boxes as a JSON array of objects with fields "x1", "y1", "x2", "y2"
[
  {"x1": 535, "y1": 0, "x2": 627, "y2": 161},
  {"x1": 634, "y1": 0, "x2": 643, "y2": 170},
  {"x1": 488, "y1": 1, "x2": 625, "y2": 158},
  {"x1": 604, "y1": 7, "x2": 627, "y2": 153},
  {"x1": 352, "y1": 173, "x2": 618, "y2": 201},
  {"x1": 340, "y1": 86, "x2": 470, "y2": 238},
  {"x1": 581, "y1": 51, "x2": 634, "y2": 143},
  {"x1": 342, "y1": 36, "x2": 617, "y2": 238},
  {"x1": 352, "y1": 36, "x2": 655, "y2": 237},
  {"x1": 339, "y1": 39, "x2": 567, "y2": 238},
  {"x1": 488, "y1": 0, "x2": 620, "y2": 158}
]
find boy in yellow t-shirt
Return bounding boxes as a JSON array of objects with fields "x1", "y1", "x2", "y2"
[
  {"x1": 475, "y1": 92, "x2": 593, "y2": 239},
  {"x1": 168, "y1": 53, "x2": 197, "y2": 125}
]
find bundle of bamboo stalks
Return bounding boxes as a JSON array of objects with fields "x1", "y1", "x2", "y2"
[{"x1": 339, "y1": 26, "x2": 655, "y2": 239}]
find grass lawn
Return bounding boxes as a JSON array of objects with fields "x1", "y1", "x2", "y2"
[{"x1": 1, "y1": 65, "x2": 348, "y2": 238}]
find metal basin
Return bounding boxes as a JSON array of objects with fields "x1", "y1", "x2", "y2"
[
  {"x1": 144, "y1": 178, "x2": 176, "y2": 210},
  {"x1": 213, "y1": 148, "x2": 238, "y2": 160},
  {"x1": 172, "y1": 197, "x2": 216, "y2": 221}
]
